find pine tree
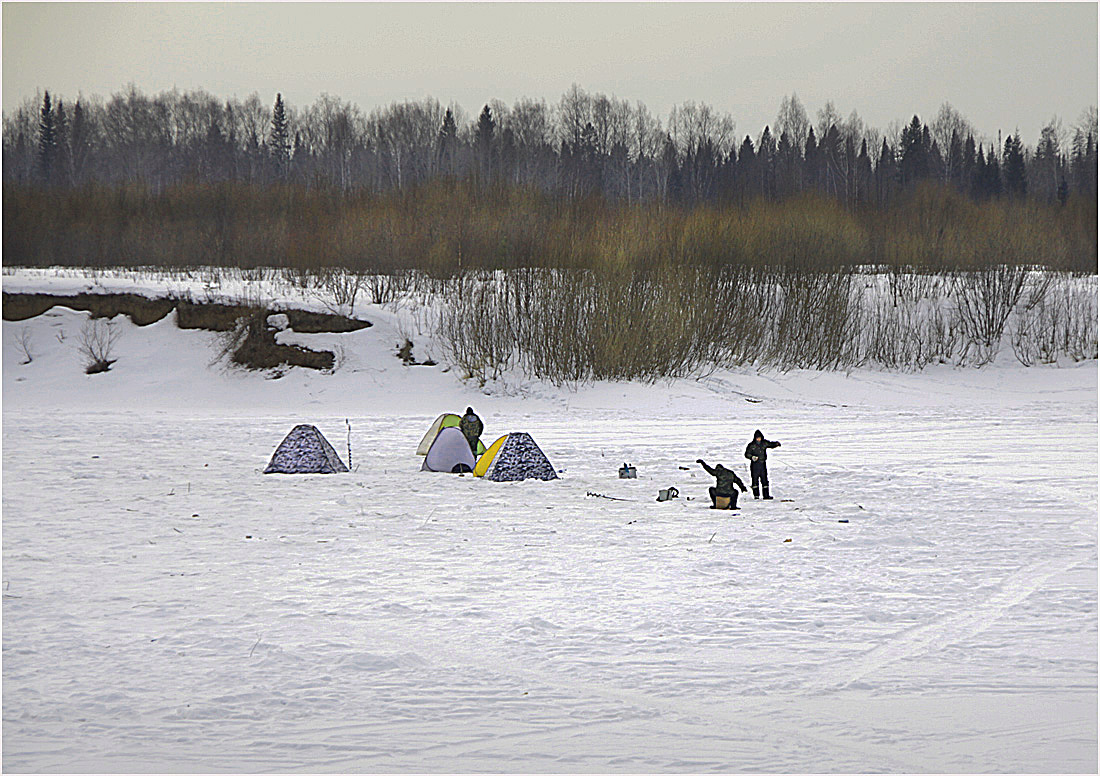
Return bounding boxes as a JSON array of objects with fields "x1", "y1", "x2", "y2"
[
  {"x1": 475, "y1": 105, "x2": 495, "y2": 182},
  {"x1": 717, "y1": 146, "x2": 737, "y2": 202},
  {"x1": 821, "y1": 124, "x2": 842, "y2": 197},
  {"x1": 1031, "y1": 121, "x2": 1062, "y2": 203},
  {"x1": 775, "y1": 130, "x2": 800, "y2": 198},
  {"x1": 37, "y1": 90, "x2": 57, "y2": 183},
  {"x1": 579, "y1": 121, "x2": 600, "y2": 193},
  {"x1": 947, "y1": 129, "x2": 964, "y2": 188},
  {"x1": 856, "y1": 138, "x2": 873, "y2": 204},
  {"x1": 971, "y1": 145, "x2": 987, "y2": 199},
  {"x1": 803, "y1": 127, "x2": 820, "y2": 191},
  {"x1": 875, "y1": 138, "x2": 896, "y2": 205},
  {"x1": 757, "y1": 126, "x2": 776, "y2": 199},
  {"x1": 1002, "y1": 133, "x2": 1027, "y2": 198},
  {"x1": 986, "y1": 147, "x2": 1004, "y2": 198},
  {"x1": 898, "y1": 115, "x2": 928, "y2": 187},
  {"x1": 1084, "y1": 132, "x2": 1098, "y2": 198},
  {"x1": 437, "y1": 108, "x2": 457, "y2": 177},
  {"x1": 737, "y1": 135, "x2": 756, "y2": 201},
  {"x1": 962, "y1": 134, "x2": 977, "y2": 188},
  {"x1": 54, "y1": 98, "x2": 70, "y2": 185},
  {"x1": 659, "y1": 133, "x2": 680, "y2": 202},
  {"x1": 928, "y1": 140, "x2": 945, "y2": 183},
  {"x1": 69, "y1": 99, "x2": 90, "y2": 185},
  {"x1": 269, "y1": 93, "x2": 291, "y2": 179}
]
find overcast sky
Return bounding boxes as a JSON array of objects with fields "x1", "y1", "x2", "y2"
[{"x1": 3, "y1": 2, "x2": 1097, "y2": 143}]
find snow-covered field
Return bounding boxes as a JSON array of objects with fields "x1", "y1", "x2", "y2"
[{"x1": 3, "y1": 270, "x2": 1097, "y2": 773}]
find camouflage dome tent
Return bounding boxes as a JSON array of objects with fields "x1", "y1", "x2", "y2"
[
  {"x1": 264, "y1": 424, "x2": 348, "y2": 474},
  {"x1": 474, "y1": 432, "x2": 558, "y2": 482}
]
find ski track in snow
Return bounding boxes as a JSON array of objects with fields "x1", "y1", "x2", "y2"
[{"x1": 2, "y1": 287, "x2": 1097, "y2": 773}]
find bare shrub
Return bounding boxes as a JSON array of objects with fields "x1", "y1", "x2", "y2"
[
  {"x1": 1013, "y1": 274, "x2": 1099, "y2": 364},
  {"x1": 437, "y1": 273, "x2": 516, "y2": 384},
  {"x1": 78, "y1": 318, "x2": 121, "y2": 374},
  {"x1": 888, "y1": 267, "x2": 947, "y2": 307},
  {"x1": 951, "y1": 265, "x2": 1028, "y2": 365},
  {"x1": 1058, "y1": 277, "x2": 1098, "y2": 361},
  {"x1": 767, "y1": 269, "x2": 861, "y2": 371},
  {"x1": 312, "y1": 269, "x2": 363, "y2": 316},
  {"x1": 16, "y1": 327, "x2": 33, "y2": 364},
  {"x1": 365, "y1": 272, "x2": 418, "y2": 306},
  {"x1": 926, "y1": 303, "x2": 963, "y2": 364}
]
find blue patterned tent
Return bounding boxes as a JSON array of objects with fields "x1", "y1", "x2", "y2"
[
  {"x1": 481, "y1": 432, "x2": 558, "y2": 482},
  {"x1": 264, "y1": 425, "x2": 348, "y2": 474}
]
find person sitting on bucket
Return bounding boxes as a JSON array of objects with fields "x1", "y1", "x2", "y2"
[
  {"x1": 696, "y1": 459, "x2": 748, "y2": 509},
  {"x1": 459, "y1": 406, "x2": 483, "y2": 456},
  {"x1": 745, "y1": 429, "x2": 781, "y2": 500}
]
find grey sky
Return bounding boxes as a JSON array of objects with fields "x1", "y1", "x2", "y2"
[{"x1": 3, "y1": 2, "x2": 1097, "y2": 144}]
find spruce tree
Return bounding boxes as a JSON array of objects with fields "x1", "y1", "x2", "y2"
[
  {"x1": 775, "y1": 131, "x2": 796, "y2": 197},
  {"x1": 737, "y1": 135, "x2": 756, "y2": 200},
  {"x1": 898, "y1": 115, "x2": 927, "y2": 187},
  {"x1": 971, "y1": 145, "x2": 987, "y2": 199},
  {"x1": 269, "y1": 93, "x2": 291, "y2": 178},
  {"x1": 757, "y1": 126, "x2": 776, "y2": 199},
  {"x1": 54, "y1": 98, "x2": 69, "y2": 185},
  {"x1": 986, "y1": 147, "x2": 1003, "y2": 198},
  {"x1": 37, "y1": 90, "x2": 57, "y2": 182},
  {"x1": 475, "y1": 105, "x2": 495, "y2": 182},
  {"x1": 963, "y1": 134, "x2": 977, "y2": 187},
  {"x1": 875, "y1": 138, "x2": 896, "y2": 205},
  {"x1": 1002, "y1": 133, "x2": 1027, "y2": 198},
  {"x1": 803, "y1": 127, "x2": 820, "y2": 191},
  {"x1": 856, "y1": 138, "x2": 873, "y2": 204},
  {"x1": 437, "y1": 108, "x2": 457, "y2": 176},
  {"x1": 69, "y1": 100, "x2": 89, "y2": 185},
  {"x1": 947, "y1": 129, "x2": 964, "y2": 188}
]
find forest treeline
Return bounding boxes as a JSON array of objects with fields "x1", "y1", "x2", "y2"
[
  {"x1": 3, "y1": 84, "x2": 1097, "y2": 208},
  {"x1": 4, "y1": 180, "x2": 1096, "y2": 273}
]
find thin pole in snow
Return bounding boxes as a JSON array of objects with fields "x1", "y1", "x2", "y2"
[{"x1": 346, "y1": 418, "x2": 352, "y2": 470}]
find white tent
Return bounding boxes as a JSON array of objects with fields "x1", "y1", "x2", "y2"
[{"x1": 421, "y1": 426, "x2": 476, "y2": 473}]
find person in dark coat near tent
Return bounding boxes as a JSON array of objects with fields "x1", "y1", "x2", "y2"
[
  {"x1": 745, "y1": 429, "x2": 781, "y2": 499},
  {"x1": 697, "y1": 459, "x2": 748, "y2": 509},
  {"x1": 459, "y1": 407, "x2": 483, "y2": 456}
]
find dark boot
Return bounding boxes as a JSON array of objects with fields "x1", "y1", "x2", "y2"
[
  {"x1": 762, "y1": 485, "x2": 773, "y2": 500},
  {"x1": 752, "y1": 486, "x2": 760, "y2": 500}
]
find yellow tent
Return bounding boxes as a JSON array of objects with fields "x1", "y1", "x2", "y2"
[{"x1": 473, "y1": 435, "x2": 508, "y2": 477}]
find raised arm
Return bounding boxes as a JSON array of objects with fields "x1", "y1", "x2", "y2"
[{"x1": 696, "y1": 459, "x2": 717, "y2": 477}]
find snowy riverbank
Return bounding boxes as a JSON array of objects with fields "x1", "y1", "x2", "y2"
[{"x1": 3, "y1": 269, "x2": 1096, "y2": 772}]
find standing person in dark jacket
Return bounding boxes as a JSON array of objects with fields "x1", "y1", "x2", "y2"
[
  {"x1": 459, "y1": 407, "x2": 483, "y2": 455},
  {"x1": 745, "y1": 429, "x2": 781, "y2": 499},
  {"x1": 696, "y1": 459, "x2": 748, "y2": 509}
]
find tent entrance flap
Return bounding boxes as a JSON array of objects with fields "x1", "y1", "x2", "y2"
[{"x1": 474, "y1": 435, "x2": 508, "y2": 477}]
